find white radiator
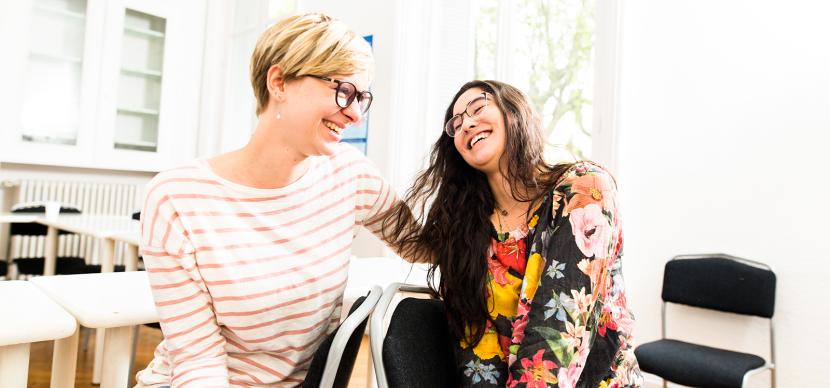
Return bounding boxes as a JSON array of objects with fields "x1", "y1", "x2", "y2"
[{"x1": 6, "y1": 180, "x2": 142, "y2": 267}]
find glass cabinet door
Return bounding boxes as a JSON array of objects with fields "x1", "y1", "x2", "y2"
[
  {"x1": 20, "y1": 0, "x2": 88, "y2": 145},
  {"x1": 94, "y1": 0, "x2": 205, "y2": 171},
  {"x1": 0, "y1": 0, "x2": 204, "y2": 171},
  {"x1": 114, "y1": 9, "x2": 166, "y2": 152}
]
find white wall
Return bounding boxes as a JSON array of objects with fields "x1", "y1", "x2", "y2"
[
  {"x1": 617, "y1": 1, "x2": 830, "y2": 387},
  {"x1": 296, "y1": 0, "x2": 474, "y2": 257}
]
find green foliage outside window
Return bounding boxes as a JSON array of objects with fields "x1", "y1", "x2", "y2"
[{"x1": 475, "y1": 0, "x2": 595, "y2": 160}]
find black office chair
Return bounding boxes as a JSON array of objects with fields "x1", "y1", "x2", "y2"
[
  {"x1": 370, "y1": 283, "x2": 458, "y2": 388},
  {"x1": 301, "y1": 285, "x2": 382, "y2": 388},
  {"x1": 9, "y1": 203, "x2": 87, "y2": 276},
  {"x1": 635, "y1": 254, "x2": 777, "y2": 388}
]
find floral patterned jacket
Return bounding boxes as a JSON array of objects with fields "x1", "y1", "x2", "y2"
[{"x1": 456, "y1": 162, "x2": 642, "y2": 387}]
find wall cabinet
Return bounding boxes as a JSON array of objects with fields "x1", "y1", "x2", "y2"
[{"x1": 0, "y1": 0, "x2": 206, "y2": 172}]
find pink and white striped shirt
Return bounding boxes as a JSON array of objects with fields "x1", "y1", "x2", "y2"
[{"x1": 135, "y1": 145, "x2": 397, "y2": 387}]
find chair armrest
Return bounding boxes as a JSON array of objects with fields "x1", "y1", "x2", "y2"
[{"x1": 320, "y1": 285, "x2": 383, "y2": 388}]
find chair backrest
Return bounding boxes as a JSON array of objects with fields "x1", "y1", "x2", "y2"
[
  {"x1": 371, "y1": 283, "x2": 458, "y2": 388},
  {"x1": 9, "y1": 203, "x2": 81, "y2": 236},
  {"x1": 303, "y1": 286, "x2": 382, "y2": 388},
  {"x1": 662, "y1": 254, "x2": 776, "y2": 318},
  {"x1": 383, "y1": 298, "x2": 458, "y2": 387}
]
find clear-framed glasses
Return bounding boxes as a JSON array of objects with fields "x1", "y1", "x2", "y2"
[
  {"x1": 444, "y1": 92, "x2": 489, "y2": 137},
  {"x1": 307, "y1": 75, "x2": 373, "y2": 114}
]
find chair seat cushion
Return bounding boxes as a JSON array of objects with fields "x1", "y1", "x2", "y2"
[
  {"x1": 61, "y1": 264, "x2": 126, "y2": 274},
  {"x1": 635, "y1": 339, "x2": 767, "y2": 388},
  {"x1": 13, "y1": 257, "x2": 87, "y2": 275}
]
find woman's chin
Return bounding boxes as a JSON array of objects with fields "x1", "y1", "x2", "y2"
[
  {"x1": 316, "y1": 140, "x2": 341, "y2": 156},
  {"x1": 465, "y1": 152, "x2": 499, "y2": 173}
]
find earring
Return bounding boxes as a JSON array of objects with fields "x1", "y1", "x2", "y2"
[{"x1": 273, "y1": 91, "x2": 282, "y2": 120}]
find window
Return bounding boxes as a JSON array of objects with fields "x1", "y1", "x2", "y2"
[
  {"x1": 474, "y1": 0, "x2": 596, "y2": 161},
  {"x1": 339, "y1": 35, "x2": 372, "y2": 155}
]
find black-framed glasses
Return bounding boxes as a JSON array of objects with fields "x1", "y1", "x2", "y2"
[
  {"x1": 444, "y1": 92, "x2": 489, "y2": 137},
  {"x1": 308, "y1": 75, "x2": 373, "y2": 114}
]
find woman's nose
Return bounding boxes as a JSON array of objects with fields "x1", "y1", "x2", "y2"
[
  {"x1": 461, "y1": 115, "x2": 477, "y2": 132},
  {"x1": 341, "y1": 98, "x2": 363, "y2": 125}
]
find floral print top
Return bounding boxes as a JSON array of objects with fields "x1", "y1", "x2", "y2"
[{"x1": 456, "y1": 162, "x2": 643, "y2": 387}]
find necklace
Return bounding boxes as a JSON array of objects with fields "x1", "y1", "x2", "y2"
[
  {"x1": 495, "y1": 200, "x2": 522, "y2": 217},
  {"x1": 495, "y1": 205, "x2": 526, "y2": 235}
]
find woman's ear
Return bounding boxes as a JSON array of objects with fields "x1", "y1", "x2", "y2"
[{"x1": 267, "y1": 65, "x2": 287, "y2": 102}]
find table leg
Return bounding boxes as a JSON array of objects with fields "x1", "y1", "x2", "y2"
[
  {"x1": 100, "y1": 238, "x2": 115, "y2": 273},
  {"x1": 92, "y1": 238, "x2": 116, "y2": 384},
  {"x1": 51, "y1": 327, "x2": 79, "y2": 388},
  {"x1": 0, "y1": 343, "x2": 31, "y2": 388},
  {"x1": 124, "y1": 244, "x2": 139, "y2": 272},
  {"x1": 100, "y1": 326, "x2": 135, "y2": 388},
  {"x1": 44, "y1": 225, "x2": 58, "y2": 276},
  {"x1": 93, "y1": 328, "x2": 105, "y2": 384},
  {"x1": 128, "y1": 325, "x2": 140, "y2": 383}
]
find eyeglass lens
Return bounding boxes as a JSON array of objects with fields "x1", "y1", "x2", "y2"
[
  {"x1": 446, "y1": 95, "x2": 487, "y2": 137},
  {"x1": 335, "y1": 82, "x2": 372, "y2": 113}
]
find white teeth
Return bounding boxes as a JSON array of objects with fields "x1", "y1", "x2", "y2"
[
  {"x1": 470, "y1": 132, "x2": 489, "y2": 148},
  {"x1": 324, "y1": 121, "x2": 342, "y2": 135}
]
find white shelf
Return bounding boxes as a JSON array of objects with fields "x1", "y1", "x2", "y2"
[
  {"x1": 30, "y1": 51, "x2": 83, "y2": 64},
  {"x1": 120, "y1": 67, "x2": 162, "y2": 78},
  {"x1": 123, "y1": 25, "x2": 164, "y2": 39},
  {"x1": 34, "y1": 5, "x2": 86, "y2": 20},
  {"x1": 21, "y1": 133, "x2": 78, "y2": 146},
  {"x1": 114, "y1": 140, "x2": 157, "y2": 152},
  {"x1": 117, "y1": 107, "x2": 159, "y2": 116}
]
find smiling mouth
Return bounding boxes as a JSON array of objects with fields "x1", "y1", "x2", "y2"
[
  {"x1": 324, "y1": 120, "x2": 343, "y2": 136},
  {"x1": 468, "y1": 131, "x2": 492, "y2": 149}
]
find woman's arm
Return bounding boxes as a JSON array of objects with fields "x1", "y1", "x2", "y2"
[
  {"x1": 510, "y1": 162, "x2": 623, "y2": 387},
  {"x1": 142, "y1": 185, "x2": 230, "y2": 387},
  {"x1": 352, "y1": 153, "x2": 431, "y2": 264}
]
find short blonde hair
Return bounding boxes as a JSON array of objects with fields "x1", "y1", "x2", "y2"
[{"x1": 250, "y1": 13, "x2": 374, "y2": 115}]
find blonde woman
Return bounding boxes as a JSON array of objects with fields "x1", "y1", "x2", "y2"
[{"x1": 135, "y1": 13, "x2": 409, "y2": 387}]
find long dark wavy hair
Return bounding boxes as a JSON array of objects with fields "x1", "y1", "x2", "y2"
[{"x1": 382, "y1": 80, "x2": 573, "y2": 346}]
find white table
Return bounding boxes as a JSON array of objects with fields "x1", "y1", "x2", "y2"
[
  {"x1": 38, "y1": 215, "x2": 140, "y2": 275},
  {"x1": 0, "y1": 213, "x2": 38, "y2": 224},
  {"x1": 0, "y1": 281, "x2": 77, "y2": 388},
  {"x1": 36, "y1": 215, "x2": 141, "y2": 383},
  {"x1": 1, "y1": 213, "x2": 140, "y2": 276},
  {"x1": 0, "y1": 214, "x2": 39, "y2": 274},
  {"x1": 110, "y1": 230, "x2": 140, "y2": 271},
  {"x1": 30, "y1": 271, "x2": 158, "y2": 388}
]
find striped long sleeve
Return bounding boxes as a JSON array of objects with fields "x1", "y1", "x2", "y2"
[{"x1": 142, "y1": 182, "x2": 230, "y2": 387}]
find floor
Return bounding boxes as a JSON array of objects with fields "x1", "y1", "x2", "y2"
[{"x1": 27, "y1": 325, "x2": 374, "y2": 387}]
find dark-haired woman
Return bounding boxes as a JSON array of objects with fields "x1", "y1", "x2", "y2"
[{"x1": 383, "y1": 80, "x2": 642, "y2": 387}]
